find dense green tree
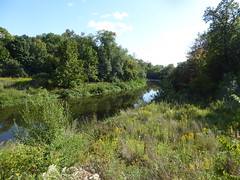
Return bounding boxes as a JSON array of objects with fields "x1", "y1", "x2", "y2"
[
  {"x1": 6, "y1": 36, "x2": 30, "y2": 73},
  {"x1": 1, "y1": 58, "x2": 27, "y2": 77},
  {"x1": 38, "y1": 33, "x2": 62, "y2": 55},
  {"x1": 77, "y1": 35, "x2": 99, "y2": 82},
  {"x1": 123, "y1": 56, "x2": 139, "y2": 81},
  {"x1": 28, "y1": 38, "x2": 48, "y2": 75},
  {"x1": 0, "y1": 27, "x2": 148, "y2": 86},
  {"x1": 54, "y1": 39, "x2": 84, "y2": 88},
  {"x1": 203, "y1": 0, "x2": 240, "y2": 80},
  {"x1": 96, "y1": 30, "x2": 116, "y2": 81},
  {"x1": 0, "y1": 27, "x2": 14, "y2": 46},
  {"x1": 0, "y1": 45, "x2": 10, "y2": 73},
  {"x1": 147, "y1": 65, "x2": 164, "y2": 79},
  {"x1": 110, "y1": 46, "x2": 126, "y2": 82},
  {"x1": 61, "y1": 29, "x2": 77, "y2": 39},
  {"x1": 136, "y1": 59, "x2": 148, "y2": 79}
]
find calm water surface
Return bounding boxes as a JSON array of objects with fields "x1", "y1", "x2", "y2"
[{"x1": 0, "y1": 82, "x2": 160, "y2": 142}]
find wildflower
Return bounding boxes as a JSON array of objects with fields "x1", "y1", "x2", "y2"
[
  {"x1": 204, "y1": 158, "x2": 211, "y2": 170},
  {"x1": 189, "y1": 164, "x2": 195, "y2": 170}
]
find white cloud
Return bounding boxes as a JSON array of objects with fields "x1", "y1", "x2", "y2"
[
  {"x1": 113, "y1": 12, "x2": 129, "y2": 20},
  {"x1": 101, "y1": 12, "x2": 129, "y2": 20},
  {"x1": 92, "y1": 12, "x2": 99, "y2": 16},
  {"x1": 67, "y1": 2, "x2": 74, "y2": 6},
  {"x1": 88, "y1": 20, "x2": 133, "y2": 35},
  {"x1": 88, "y1": 21, "x2": 116, "y2": 32},
  {"x1": 116, "y1": 23, "x2": 133, "y2": 33},
  {"x1": 101, "y1": 14, "x2": 112, "y2": 18}
]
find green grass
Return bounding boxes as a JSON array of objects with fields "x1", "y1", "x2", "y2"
[
  {"x1": 53, "y1": 79, "x2": 147, "y2": 98},
  {"x1": 1, "y1": 93, "x2": 240, "y2": 179},
  {"x1": 0, "y1": 77, "x2": 146, "y2": 107}
]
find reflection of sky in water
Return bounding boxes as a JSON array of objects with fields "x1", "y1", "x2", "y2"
[
  {"x1": 0, "y1": 83, "x2": 160, "y2": 142},
  {"x1": 0, "y1": 125, "x2": 16, "y2": 142},
  {"x1": 142, "y1": 90, "x2": 159, "y2": 103},
  {"x1": 134, "y1": 89, "x2": 159, "y2": 108}
]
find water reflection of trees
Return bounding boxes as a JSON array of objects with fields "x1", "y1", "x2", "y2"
[
  {"x1": 0, "y1": 105, "x2": 22, "y2": 134},
  {"x1": 68, "y1": 82, "x2": 160, "y2": 120},
  {"x1": 0, "y1": 82, "x2": 160, "y2": 141}
]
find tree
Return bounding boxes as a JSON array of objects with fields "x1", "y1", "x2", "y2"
[
  {"x1": 77, "y1": 35, "x2": 99, "y2": 82},
  {"x1": 110, "y1": 46, "x2": 126, "y2": 82},
  {"x1": 203, "y1": 0, "x2": 240, "y2": 80},
  {"x1": 61, "y1": 29, "x2": 77, "y2": 39},
  {"x1": 54, "y1": 39, "x2": 84, "y2": 88},
  {"x1": 38, "y1": 33, "x2": 62, "y2": 55},
  {"x1": 0, "y1": 27, "x2": 14, "y2": 46},
  {"x1": 123, "y1": 56, "x2": 139, "y2": 81},
  {"x1": 6, "y1": 36, "x2": 30, "y2": 75},
  {"x1": 96, "y1": 30, "x2": 116, "y2": 81},
  {"x1": 28, "y1": 38, "x2": 48, "y2": 75}
]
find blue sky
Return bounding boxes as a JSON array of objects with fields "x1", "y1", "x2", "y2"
[{"x1": 1, "y1": 0, "x2": 239, "y2": 65}]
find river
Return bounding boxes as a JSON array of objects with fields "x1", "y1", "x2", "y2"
[{"x1": 0, "y1": 82, "x2": 160, "y2": 142}]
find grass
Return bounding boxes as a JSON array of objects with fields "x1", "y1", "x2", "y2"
[
  {"x1": 0, "y1": 77, "x2": 146, "y2": 107},
  {"x1": 1, "y1": 92, "x2": 240, "y2": 179},
  {"x1": 0, "y1": 78, "x2": 33, "y2": 107},
  {"x1": 53, "y1": 79, "x2": 147, "y2": 98}
]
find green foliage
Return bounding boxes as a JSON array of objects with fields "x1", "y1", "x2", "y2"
[
  {"x1": 0, "y1": 78, "x2": 33, "y2": 107},
  {"x1": 0, "y1": 27, "x2": 148, "y2": 87},
  {"x1": 54, "y1": 39, "x2": 84, "y2": 88},
  {"x1": 218, "y1": 73, "x2": 240, "y2": 100},
  {"x1": 55, "y1": 79, "x2": 146, "y2": 98},
  {"x1": 122, "y1": 56, "x2": 139, "y2": 81},
  {"x1": 0, "y1": 143, "x2": 49, "y2": 179},
  {"x1": 15, "y1": 91, "x2": 70, "y2": 145},
  {"x1": 165, "y1": 0, "x2": 240, "y2": 100},
  {"x1": 1, "y1": 97, "x2": 240, "y2": 179},
  {"x1": 232, "y1": 94, "x2": 240, "y2": 103}
]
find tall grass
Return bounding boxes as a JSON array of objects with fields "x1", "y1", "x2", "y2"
[{"x1": 1, "y1": 93, "x2": 240, "y2": 179}]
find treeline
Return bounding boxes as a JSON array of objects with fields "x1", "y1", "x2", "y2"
[
  {"x1": 0, "y1": 28, "x2": 163, "y2": 88},
  {"x1": 161, "y1": 0, "x2": 240, "y2": 101}
]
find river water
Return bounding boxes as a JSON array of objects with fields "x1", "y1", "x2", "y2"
[{"x1": 0, "y1": 82, "x2": 160, "y2": 142}]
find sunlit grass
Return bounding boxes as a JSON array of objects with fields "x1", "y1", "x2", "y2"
[
  {"x1": 1, "y1": 98, "x2": 240, "y2": 179},
  {"x1": 0, "y1": 77, "x2": 32, "y2": 82}
]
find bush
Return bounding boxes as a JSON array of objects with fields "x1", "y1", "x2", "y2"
[
  {"x1": 0, "y1": 142, "x2": 57, "y2": 179},
  {"x1": 15, "y1": 91, "x2": 71, "y2": 145}
]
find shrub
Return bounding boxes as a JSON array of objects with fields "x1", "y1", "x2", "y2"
[
  {"x1": 0, "y1": 142, "x2": 56, "y2": 179},
  {"x1": 15, "y1": 91, "x2": 71, "y2": 145}
]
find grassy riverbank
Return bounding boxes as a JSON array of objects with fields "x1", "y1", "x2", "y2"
[
  {"x1": 0, "y1": 78, "x2": 146, "y2": 107},
  {"x1": 1, "y1": 93, "x2": 240, "y2": 179}
]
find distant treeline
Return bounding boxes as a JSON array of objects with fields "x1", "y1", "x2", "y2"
[{"x1": 0, "y1": 28, "x2": 172, "y2": 88}]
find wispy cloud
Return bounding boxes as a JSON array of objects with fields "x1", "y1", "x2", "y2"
[
  {"x1": 92, "y1": 12, "x2": 99, "y2": 16},
  {"x1": 101, "y1": 14, "x2": 112, "y2": 18},
  {"x1": 67, "y1": 2, "x2": 74, "y2": 6},
  {"x1": 113, "y1": 12, "x2": 129, "y2": 20},
  {"x1": 88, "y1": 20, "x2": 133, "y2": 34},
  {"x1": 101, "y1": 12, "x2": 129, "y2": 20}
]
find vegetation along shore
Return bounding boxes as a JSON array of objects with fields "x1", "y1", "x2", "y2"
[{"x1": 1, "y1": 0, "x2": 240, "y2": 179}]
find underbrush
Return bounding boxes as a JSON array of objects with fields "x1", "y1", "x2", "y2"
[
  {"x1": 0, "y1": 78, "x2": 34, "y2": 107},
  {"x1": 1, "y1": 92, "x2": 240, "y2": 179},
  {"x1": 0, "y1": 77, "x2": 146, "y2": 107},
  {"x1": 54, "y1": 79, "x2": 146, "y2": 98}
]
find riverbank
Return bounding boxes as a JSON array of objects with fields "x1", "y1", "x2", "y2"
[
  {"x1": 0, "y1": 93, "x2": 240, "y2": 179},
  {"x1": 0, "y1": 78, "x2": 146, "y2": 107}
]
